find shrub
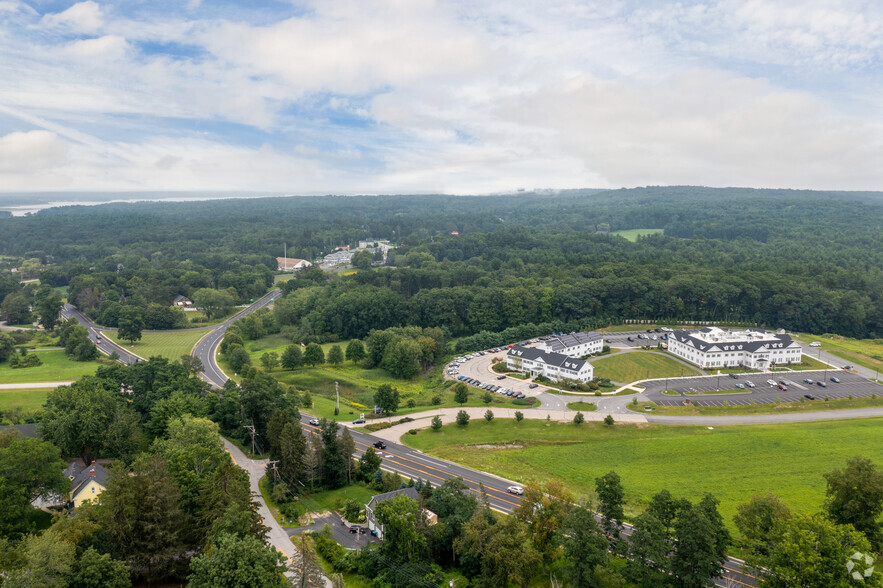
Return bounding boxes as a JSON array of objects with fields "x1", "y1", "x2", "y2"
[
  {"x1": 573, "y1": 412, "x2": 585, "y2": 424},
  {"x1": 514, "y1": 411, "x2": 524, "y2": 422},
  {"x1": 431, "y1": 415, "x2": 443, "y2": 431},
  {"x1": 512, "y1": 397, "x2": 535, "y2": 406},
  {"x1": 407, "y1": 399, "x2": 416, "y2": 408},
  {"x1": 456, "y1": 410, "x2": 470, "y2": 426},
  {"x1": 604, "y1": 414, "x2": 615, "y2": 425},
  {"x1": 431, "y1": 395, "x2": 442, "y2": 405},
  {"x1": 484, "y1": 410, "x2": 494, "y2": 422},
  {"x1": 365, "y1": 422, "x2": 392, "y2": 432},
  {"x1": 482, "y1": 391, "x2": 493, "y2": 405},
  {"x1": 408, "y1": 429, "x2": 418, "y2": 435}
]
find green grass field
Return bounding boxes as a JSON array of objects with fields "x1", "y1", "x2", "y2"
[
  {"x1": 104, "y1": 329, "x2": 211, "y2": 361},
  {"x1": 297, "y1": 483, "x2": 377, "y2": 515},
  {"x1": 793, "y1": 333, "x2": 883, "y2": 373},
  {"x1": 0, "y1": 350, "x2": 98, "y2": 384},
  {"x1": 634, "y1": 394, "x2": 883, "y2": 416},
  {"x1": 403, "y1": 418, "x2": 883, "y2": 534},
  {"x1": 566, "y1": 401, "x2": 598, "y2": 411},
  {"x1": 611, "y1": 228, "x2": 664, "y2": 242},
  {"x1": 591, "y1": 351, "x2": 701, "y2": 382},
  {"x1": 0, "y1": 387, "x2": 53, "y2": 412}
]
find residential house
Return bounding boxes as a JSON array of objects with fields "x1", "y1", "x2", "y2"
[
  {"x1": 365, "y1": 487, "x2": 436, "y2": 540},
  {"x1": 172, "y1": 294, "x2": 193, "y2": 308},
  {"x1": 64, "y1": 460, "x2": 108, "y2": 509},
  {"x1": 540, "y1": 331, "x2": 603, "y2": 358}
]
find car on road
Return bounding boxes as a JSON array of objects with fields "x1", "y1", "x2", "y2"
[
  {"x1": 627, "y1": 337, "x2": 634, "y2": 342},
  {"x1": 816, "y1": 381, "x2": 827, "y2": 388},
  {"x1": 766, "y1": 379, "x2": 777, "y2": 386},
  {"x1": 95, "y1": 335, "x2": 103, "y2": 343},
  {"x1": 744, "y1": 381, "x2": 755, "y2": 388},
  {"x1": 830, "y1": 376, "x2": 841, "y2": 383},
  {"x1": 528, "y1": 383, "x2": 539, "y2": 389},
  {"x1": 497, "y1": 375, "x2": 506, "y2": 380},
  {"x1": 803, "y1": 394, "x2": 816, "y2": 400},
  {"x1": 809, "y1": 342, "x2": 821, "y2": 347},
  {"x1": 308, "y1": 418, "x2": 320, "y2": 426},
  {"x1": 842, "y1": 365, "x2": 853, "y2": 370},
  {"x1": 777, "y1": 384, "x2": 788, "y2": 391},
  {"x1": 507, "y1": 485, "x2": 524, "y2": 495},
  {"x1": 729, "y1": 373, "x2": 739, "y2": 379},
  {"x1": 373, "y1": 441, "x2": 386, "y2": 450},
  {"x1": 352, "y1": 418, "x2": 366, "y2": 425}
]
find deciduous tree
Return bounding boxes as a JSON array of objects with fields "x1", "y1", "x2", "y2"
[
  {"x1": 345, "y1": 339, "x2": 365, "y2": 364},
  {"x1": 824, "y1": 456, "x2": 883, "y2": 548},
  {"x1": 188, "y1": 532, "x2": 287, "y2": 588}
]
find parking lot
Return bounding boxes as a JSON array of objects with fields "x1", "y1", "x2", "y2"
[
  {"x1": 644, "y1": 371, "x2": 881, "y2": 406},
  {"x1": 446, "y1": 344, "x2": 555, "y2": 400}
]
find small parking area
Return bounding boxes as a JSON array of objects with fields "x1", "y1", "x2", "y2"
[
  {"x1": 644, "y1": 371, "x2": 880, "y2": 406},
  {"x1": 285, "y1": 513, "x2": 379, "y2": 549}
]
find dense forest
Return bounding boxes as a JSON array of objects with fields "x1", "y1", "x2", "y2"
[{"x1": 0, "y1": 186, "x2": 881, "y2": 338}]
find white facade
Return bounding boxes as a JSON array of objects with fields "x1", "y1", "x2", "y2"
[
  {"x1": 506, "y1": 346, "x2": 594, "y2": 382},
  {"x1": 276, "y1": 257, "x2": 312, "y2": 271},
  {"x1": 668, "y1": 327, "x2": 802, "y2": 370},
  {"x1": 541, "y1": 331, "x2": 604, "y2": 358}
]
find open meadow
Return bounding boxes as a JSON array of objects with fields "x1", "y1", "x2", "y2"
[
  {"x1": 0, "y1": 349, "x2": 98, "y2": 384},
  {"x1": 403, "y1": 417, "x2": 883, "y2": 535},
  {"x1": 105, "y1": 329, "x2": 211, "y2": 361},
  {"x1": 591, "y1": 351, "x2": 702, "y2": 382}
]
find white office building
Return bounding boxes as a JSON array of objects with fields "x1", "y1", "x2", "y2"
[
  {"x1": 506, "y1": 346, "x2": 594, "y2": 382},
  {"x1": 541, "y1": 331, "x2": 604, "y2": 358},
  {"x1": 668, "y1": 327, "x2": 802, "y2": 370}
]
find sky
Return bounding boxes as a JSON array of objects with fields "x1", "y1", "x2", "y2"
[{"x1": 1, "y1": 0, "x2": 882, "y2": 194}]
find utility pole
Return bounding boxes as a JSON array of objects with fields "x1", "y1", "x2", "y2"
[
  {"x1": 244, "y1": 423, "x2": 257, "y2": 456},
  {"x1": 335, "y1": 381, "x2": 340, "y2": 414},
  {"x1": 267, "y1": 460, "x2": 280, "y2": 482}
]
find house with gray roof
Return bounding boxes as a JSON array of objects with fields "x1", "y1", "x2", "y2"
[
  {"x1": 541, "y1": 331, "x2": 603, "y2": 357},
  {"x1": 506, "y1": 346, "x2": 593, "y2": 382}
]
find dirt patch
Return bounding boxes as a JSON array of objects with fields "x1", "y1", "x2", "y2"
[{"x1": 471, "y1": 444, "x2": 523, "y2": 450}]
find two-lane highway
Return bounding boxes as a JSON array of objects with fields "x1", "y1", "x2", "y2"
[
  {"x1": 192, "y1": 288, "x2": 281, "y2": 387},
  {"x1": 60, "y1": 304, "x2": 142, "y2": 365}
]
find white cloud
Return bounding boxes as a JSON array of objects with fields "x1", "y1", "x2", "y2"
[
  {"x1": 0, "y1": 130, "x2": 68, "y2": 173},
  {"x1": 40, "y1": 1, "x2": 104, "y2": 34}
]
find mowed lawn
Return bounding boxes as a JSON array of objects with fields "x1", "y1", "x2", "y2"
[
  {"x1": 794, "y1": 333, "x2": 883, "y2": 373},
  {"x1": 403, "y1": 418, "x2": 883, "y2": 534},
  {"x1": 0, "y1": 350, "x2": 98, "y2": 384},
  {"x1": 0, "y1": 387, "x2": 54, "y2": 412},
  {"x1": 611, "y1": 228, "x2": 664, "y2": 241},
  {"x1": 592, "y1": 351, "x2": 701, "y2": 382},
  {"x1": 104, "y1": 329, "x2": 211, "y2": 361}
]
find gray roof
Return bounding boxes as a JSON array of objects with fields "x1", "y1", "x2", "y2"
[
  {"x1": 173, "y1": 294, "x2": 190, "y2": 302},
  {"x1": 0, "y1": 423, "x2": 39, "y2": 438},
  {"x1": 546, "y1": 331, "x2": 602, "y2": 352},
  {"x1": 366, "y1": 487, "x2": 419, "y2": 509},
  {"x1": 66, "y1": 461, "x2": 108, "y2": 498},
  {"x1": 671, "y1": 330, "x2": 798, "y2": 353},
  {"x1": 507, "y1": 346, "x2": 588, "y2": 371}
]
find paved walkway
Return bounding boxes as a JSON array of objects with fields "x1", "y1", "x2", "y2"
[
  {"x1": 0, "y1": 381, "x2": 73, "y2": 389},
  {"x1": 222, "y1": 439, "x2": 330, "y2": 587},
  {"x1": 364, "y1": 406, "x2": 648, "y2": 443}
]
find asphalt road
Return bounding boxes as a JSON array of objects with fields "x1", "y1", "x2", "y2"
[
  {"x1": 60, "y1": 304, "x2": 142, "y2": 365},
  {"x1": 191, "y1": 288, "x2": 281, "y2": 387}
]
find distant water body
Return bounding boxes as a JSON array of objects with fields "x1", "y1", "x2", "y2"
[{"x1": 0, "y1": 193, "x2": 285, "y2": 216}]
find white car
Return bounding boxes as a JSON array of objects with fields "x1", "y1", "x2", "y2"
[
  {"x1": 507, "y1": 485, "x2": 524, "y2": 496},
  {"x1": 809, "y1": 342, "x2": 821, "y2": 347},
  {"x1": 308, "y1": 418, "x2": 320, "y2": 426},
  {"x1": 766, "y1": 379, "x2": 777, "y2": 386}
]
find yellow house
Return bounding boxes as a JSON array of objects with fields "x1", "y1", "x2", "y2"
[{"x1": 64, "y1": 461, "x2": 108, "y2": 508}]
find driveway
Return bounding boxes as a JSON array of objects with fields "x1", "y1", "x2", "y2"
[{"x1": 286, "y1": 514, "x2": 379, "y2": 549}]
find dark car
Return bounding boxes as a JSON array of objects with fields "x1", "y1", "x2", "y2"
[
  {"x1": 352, "y1": 418, "x2": 366, "y2": 425},
  {"x1": 830, "y1": 376, "x2": 841, "y2": 383},
  {"x1": 528, "y1": 383, "x2": 539, "y2": 389},
  {"x1": 803, "y1": 394, "x2": 816, "y2": 400},
  {"x1": 373, "y1": 441, "x2": 386, "y2": 450},
  {"x1": 349, "y1": 526, "x2": 359, "y2": 534},
  {"x1": 779, "y1": 380, "x2": 788, "y2": 386},
  {"x1": 816, "y1": 381, "x2": 827, "y2": 388},
  {"x1": 627, "y1": 337, "x2": 634, "y2": 342},
  {"x1": 729, "y1": 373, "x2": 739, "y2": 379},
  {"x1": 497, "y1": 375, "x2": 506, "y2": 380}
]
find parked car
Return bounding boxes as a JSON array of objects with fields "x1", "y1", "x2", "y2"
[
  {"x1": 779, "y1": 380, "x2": 788, "y2": 386},
  {"x1": 497, "y1": 375, "x2": 506, "y2": 380},
  {"x1": 373, "y1": 441, "x2": 386, "y2": 450},
  {"x1": 353, "y1": 418, "x2": 366, "y2": 425},
  {"x1": 528, "y1": 383, "x2": 539, "y2": 389},
  {"x1": 803, "y1": 378, "x2": 814, "y2": 384},
  {"x1": 349, "y1": 526, "x2": 359, "y2": 534},
  {"x1": 736, "y1": 383, "x2": 745, "y2": 389},
  {"x1": 816, "y1": 381, "x2": 827, "y2": 388},
  {"x1": 507, "y1": 485, "x2": 524, "y2": 495},
  {"x1": 766, "y1": 379, "x2": 777, "y2": 386},
  {"x1": 803, "y1": 394, "x2": 816, "y2": 400},
  {"x1": 809, "y1": 342, "x2": 821, "y2": 347},
  {"x1": 744, "y1": 381, "x2": 755, "y2": 388},
  {"x1": 516, "y1": 393, "x2": 526, "y2": 399},
  {"x1": 729, "y1": 373, "x2": 739, "y2": 379},
  {"x1": 777, "y1": 384, "x2": 788, "y2": 391},
  {"x1": 830, "y1": 376, "x2": 841, "y2": 383},
  {"x1": 308, "y1": 418, "x2": 320, "y2": 426},
  {"x1": 627, "y1": 337, "x2": 634, "y2": 342}
]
